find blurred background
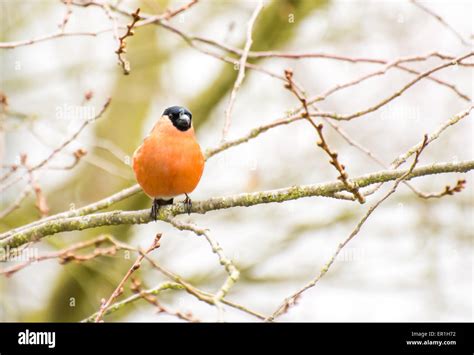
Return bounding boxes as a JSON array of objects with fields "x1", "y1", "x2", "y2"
[{"x1": 0, "y1": 0, "x2": 472, "y2": 322}]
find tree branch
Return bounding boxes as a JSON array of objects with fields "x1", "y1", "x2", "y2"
[
  {"x1": 221, "y1": 0, "x2": 263, "y2": 140},
  {"x1": 81, "y1": 281, "x2": 184, "y2": 322},
  {"x1": 0, "y1": 160, "x2": 472, "y2": 251},
  {"x1": 267, "y1": 135, "x2": 430, "y2": 321},
  {"x1": 94, "y1": 233, "x2": 161, "y2": 322},
  {"x1": 410, "y1": 0, "x2": 471, "y2": 47},
  {"x1": 312, "y1": 51, "x2": 473, "y2": 121}
]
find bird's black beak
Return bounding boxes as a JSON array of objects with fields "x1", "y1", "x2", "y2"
[{"x1": 176, "y1": 113, "x2": 191, "y2": 130}]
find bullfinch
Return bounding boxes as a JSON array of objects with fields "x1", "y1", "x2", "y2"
[{"x1": 132, "y1": 106, "x2": 205, "y2": 220}]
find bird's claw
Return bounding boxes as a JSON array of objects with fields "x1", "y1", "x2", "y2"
[
  {"x1": 150, "y1": 199, "x2": 159, "y2": 221},
  {"x1": 150, "y1": 198, "x2": 173, "y2": 221},
  {"x1": 183, "y1": 194, "x2": 192, "y2": 215}
]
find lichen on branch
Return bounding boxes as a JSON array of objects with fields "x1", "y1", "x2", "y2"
[{"x1": 0, "y1": 160, "x2": 472, "y2": 251}]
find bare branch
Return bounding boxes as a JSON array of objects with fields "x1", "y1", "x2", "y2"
[
  {"x1": 130, "y1": 277, "x2": 199, "y2": 322},
  {"x1": 94, "y1": 233, "x2": 162, "y2": 322},
  {"x1": 267, "y1": 135, "x2": 431, "y2": 321},
  {"x1": 222, "y1": 0, "x2": 263, "y2": 141},
  {"x1": 359, "y1": 106, "x2": 473, "y2": 199},
  {"x1": 168, "y1": 218, "x2": 240, "y2": 317},
  {"x1": 0, "y1": 186, "x2": 32, "y2": 219},
  {"x1": 161, "y1": 0, "x2": 199, "y2": 21},
  {"x1": 206, "y1": 112, "x2": 304, "y2": 159},
  {"x1": 322, "y1": 116, "x2": 467, "y2": 200},
  {"x1": 0, "y1": 234, "x2": 133, "y2": 277},
  {"x1": 390, "y1": 106, "x2": 473, "y2": 168},
  {"x1": 284, "y1": 68, "x2": 365, "y2": 203},
  {"x1": 141, "y1": 255, "x2": 266, "y2": 321},
  {"x1": 411, "y1": 0, "x2": 471, "y2": 46},
  {"x1": 414, "y1": 179, "x2": 467, "y2": 199},
  {"x1": 58, "y1": 0, "x2": 73, "y2": 32},
  {"x1": 115, "y1": 8, "x2": 141, "y2": 75},
  {"x1": 0, "y1": 97, "x2": 111, "y2": 192},
  {"x1": 0, "y1": 28, "x2": 116, "y2": 49},
  {"x1": 81, "y1": 281, "x2": 184, "y2": 322},
  {"x1": 312, "y1": 52, "x2": 474, "y2": 121}
]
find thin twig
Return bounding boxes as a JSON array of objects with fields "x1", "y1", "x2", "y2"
[
  {"x1": 390, "y1": 106, "x2": 473, "y2": 169},
  {"x1": 267, "y1": 135, "x2": 430, "y2": 321},
  {"x1": 58, "y1": 0, "x2": 73, "y2": 32},
  {"x1": 162, "y1": 0, "x2": 199, "y2": 21},
  {"x1": 115, "y1": 8, "x2": 140, "y2": 75},
  {"x1": 21, "y1": 154, "x2": 50, "y2": 218},
  {"x1": 0, "y1": 28, "x2": 117, "y2": 49},
  {"x1": 284, "y1": 68, "x2": 365, "y2": 203},
  {"x1": 142, "y1": 255, "x2": 266, "y2": 321},
  {"x1": 410, "y1": 0, "x2": 471, "y2": 46},
  {"x1": 311, "y1": 52, "x2": 474, "y2": 121},
  {"x1": 94, "y1": 233, "x2": 161, "y2": 322},
  {"x1": 0, "y1": 186, "x2": 32, "y2": 219},
  {"x1": 130, "y1": 277, "x2": 199, "y2": 322},
  {"x1": 321, "y1": 115, "x2": 462, "y2": 200},
  {"x1": 222, "y1": 0, "x2": 263, "y2": 141},
  {"x1": 81, "y1": 281, "x2": 184, "y2": 322},
  {"x1": 47, "y1": 148, "x2": 87, "y2": 170},
  {"x1": 413, "y1": 179, "x2": 466, "y2": 199},
  {"x1": 167, "y1": 219, "x2": 240, "y2": 309},
  {"x1": 0, "y1": 234, "x2": 133, "y2": 277},
  {"x1": 207, "y1": 112, "x2": 305, "y2": 159},
  {"x1": 0, "y1": 97, "x2": 111, "y2": 193},
  {"x1": 360, "y1": 106, "x2": 473, "y2": 198}
]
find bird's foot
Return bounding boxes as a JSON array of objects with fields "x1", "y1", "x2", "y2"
[
  {"x1": 150, "y1": 198, "x2": 174, "y2": 221},
  {"x1": 183, "y1": 194, "x2": 192, "y2": 215}
]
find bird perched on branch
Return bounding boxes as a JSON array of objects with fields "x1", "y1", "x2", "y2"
[{"x1": 132, "y1": 106, "x2": 204, "y2": 220}]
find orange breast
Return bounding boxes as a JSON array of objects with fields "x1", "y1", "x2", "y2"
[{"x1": 132, "y1": 117, "x2": 205, "y2": 198}]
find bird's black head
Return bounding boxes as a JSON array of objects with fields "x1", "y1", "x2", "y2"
[{"x1": 163, "y1": 106, "x2": 192, "y2": 132}]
